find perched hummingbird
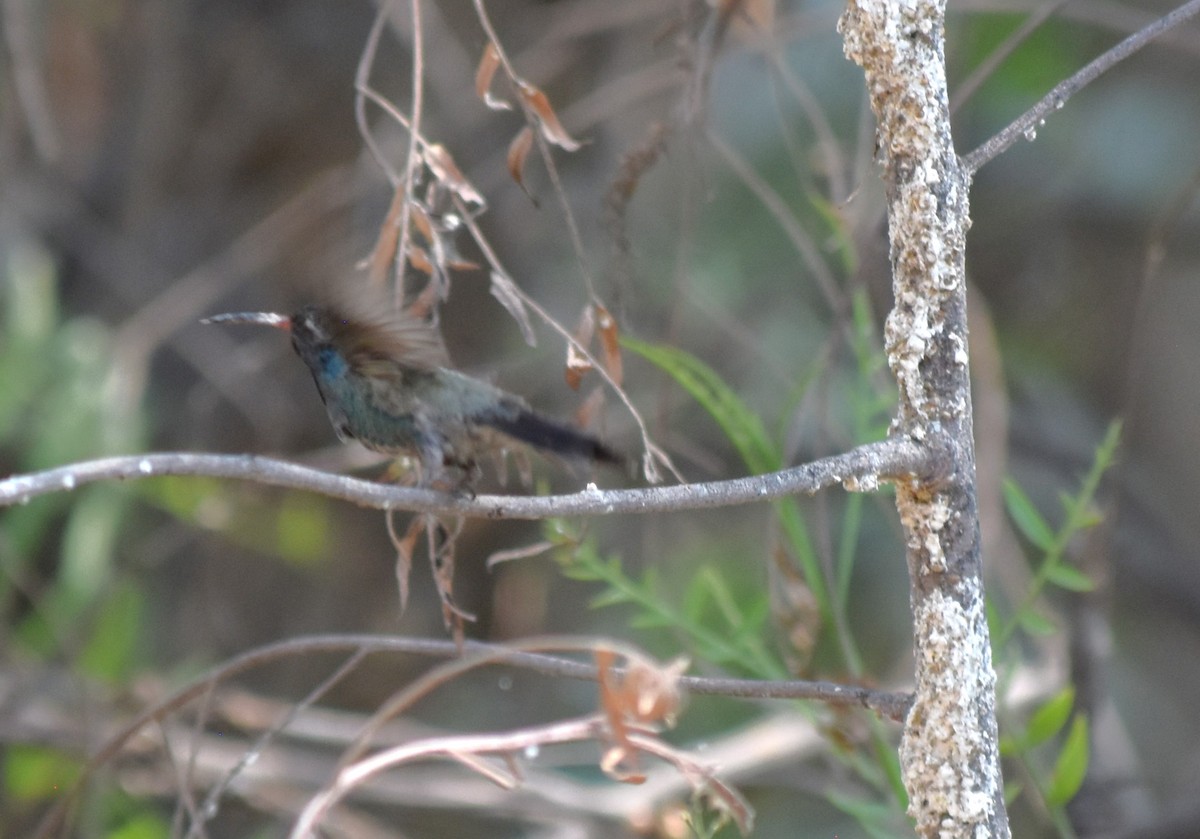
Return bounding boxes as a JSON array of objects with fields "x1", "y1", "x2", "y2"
[{"x1": 203, "y1": 305, "x2": 623, "y2": 489}]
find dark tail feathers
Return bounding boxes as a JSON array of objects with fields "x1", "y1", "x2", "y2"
[{"x1": 485, "y1": 410, "x2": 624, "y2": 466}]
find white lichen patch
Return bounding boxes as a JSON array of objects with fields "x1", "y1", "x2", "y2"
[
  {"x1": 843, "y1": 472, "x2": 881, "y2": 493},
  {"x1": 895, "y1": 488, "x2": 951, "y2": 574},
  {"x1": 901, "y1": 586, "x2": 1001, "y2": 838}
]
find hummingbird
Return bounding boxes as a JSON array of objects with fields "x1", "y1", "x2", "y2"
[{"x1": 203, "y1": 305, "x2": 624, "y2": 489}]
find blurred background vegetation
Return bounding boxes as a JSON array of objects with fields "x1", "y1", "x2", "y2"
[{"x1": 1, "y1": 0, "x2": 1199, "y2": 837}]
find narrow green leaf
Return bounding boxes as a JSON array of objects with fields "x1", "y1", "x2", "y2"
[
  {"x1": 629, "y1": 612, "x2": 675, "y2": 630},
  {"x1": 1044, "y1": 563, "x2": 1095, "y2": 592},
  {"x1": 1025, "y1": 687, "x2": 1075, "y2": 746},
  {"x1": 78, "y1": 583, "x2": 143, "y2": 683},
  {"x1": 621, "y1": 337, "x2": 780, "y2": 474},
  {"x1": 557, "y1": 562, "x2": 601, "y2": 582},
  {"x1": 109, "y1": 813, "x2": 171, "y2": 839},
  {"x1": 1017, "y1": 609, "x2": 1057, "y2": 636},
  {"x1": 589, "y1": 588, "x2": 632, "y2": 609},
  {"x1": 826, "y1": 791, "x2": 902, "y2": 839},
  {"x1": 1046, "y1": 715, "x2": 1090, "y2": 805},
  {"x1": 999, "y1": 734, "x2": 1020, "y2": 757},
  {"x1": 1003, "y1": 478, "x2": 1055, "y2": 551}
]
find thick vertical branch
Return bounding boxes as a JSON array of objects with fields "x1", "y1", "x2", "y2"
[{"x1": 839, "y1": 2, "x2": 1010, "y2": 838}]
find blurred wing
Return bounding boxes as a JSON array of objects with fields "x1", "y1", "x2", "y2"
[{"x1": 327, "y1": 306, "x2": 451, "y2": 373}]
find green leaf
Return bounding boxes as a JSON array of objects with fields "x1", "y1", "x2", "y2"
[
  {"x1": 682, "y1": 574, "x2": 712, "y2": 623},
  {"x1": 809, "y1": 193, "x2": 858, "y2": 276},
  {"x1": 4, "y1": 745, "x2": 81, "y2": 803},
  {"x1": 620, "y1": 337, "x2": 780, "y2": 474},
  {"x1": 79, "y1": 582, "x2": 143, "y2": 683},
  {"x1": 557, "y1": 561, "x2": 601, "y2": 582},
  {"x1": 1017, "y1": 609, "x2": 1057, "y2": 636},
  {"x1": 629, "y1": 612, "x2": 675, "y2": 630},
  {"x1": 998, "y1": 734, "x2": 1019, "y2": 757},
  {"x1": 589, "y1": 588, "x2": 633, "y2": 609},
  {"x1": 1003, "y1": 478, "x2": 1055, "y2": 551},
  {"x1": 1044, "y1": 563, "x2": 1095, "y2": 592},
  {"x1": 275, "y1": 492, "x2": 330, "y2": 565},
  {"x1": 1025, "y1": 687, "x2": 1075, "y2": 746},
  {"x1": 108, "y1": 813, "x2": 171, "y2": 839},
  {"x1": 1046, "y1": 715, "x2": 1090, "y2": 806},
  {"x1": 826, "y1": 791, "x2": 904, "y2": 839}
]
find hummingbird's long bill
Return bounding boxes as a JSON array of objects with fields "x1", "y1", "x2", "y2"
[{"x1": 200, "y1": 311, "x2": 291, "y2": 329}]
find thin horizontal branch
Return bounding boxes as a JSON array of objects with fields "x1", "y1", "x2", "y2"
[
  {"x1": 33, "y1": 632, "x2": 912, "y2": 839},
  {"x1": 0, "y1": 438, "x2": 930, "y2": 519},
  {"x1": 963, "y1": 0, "x2": 1200, "y2": 173}
]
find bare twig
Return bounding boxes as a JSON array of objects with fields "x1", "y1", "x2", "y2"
[
  {"x1": 3, "y1": 0, "x2": 60, "y2": 161},
  {"x1": 963, "y1": 0, "x2": 1200, "y2": 173},
  {"x1": 0, "y1": 437, "x2": 931, "y2": 519},
  {"x1": 354, "y1": 3, "x2": 399, "y2": 184},
  {"x1": 32, "y1": 633, "x2": 911, "y2": 839},
  {"x1": 948, "y1": 1, "x2": 1068, "y2": 116}
]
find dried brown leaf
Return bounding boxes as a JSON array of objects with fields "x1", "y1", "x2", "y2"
[
  {"x1": 406, "y1": 281, "x2": 441, "y2": 321},
  {"x1": 516, "y1": 80, "x2": 582, "y2": 151},
  {"x1": 426, "y1": 515, "x2": 473, "y2": 647},
  {"x1": 565, "y1": 343, "x2": 592, "y2": 391},
  {"x1": 729, "y1": 0, "x2": 776, "y2": 35},
  {"x1": 769, "y1": 539, "x2": 819, "y2": 674},
  {"x1": 474, "y1": 43, "x2": 512, "y2": 111},
  {"x1": 387, "y1": 511, "x2": 423, "y2": 614},
  {"x1": 565, "y1": 306, "x2": 596, "y2": 390},
  {"x1": 486, "y1": 540, "x2": 556, "y2": 570},
  {"x1": 409, "y1": 202, "x2": 435, "y2": 244},
  {"x1": 506, "y1": 126, "x2": 536, "y2": 200},
  {"x1": 574, "y1": 385, "x2": 605, "y2": 430},
  {"x1": 408, "y1": 245, "x2": 434, "y2": 276},
  {"x1": 594, "y1": 304, "x2": 623, "y2": 386},
  {"x1": 366, "y1": 186, "x2": 407, "y2": 288},
  {"x1": 596, "y1": 649, "x2": 638, "y2": 781},
  {"x1": 424, "y1": 143, "x2": 485, "y2": 206},
  {"x1": 447, "y1": 256, "x2": 481, "y2": 271}
]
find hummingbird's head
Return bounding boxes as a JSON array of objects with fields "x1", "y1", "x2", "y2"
[
  {"x1": 203, "y1": 302, "x2": 449, "y2": 377},
  {"x1": 200, "y1": 307, "x2": 344, "y2": 379}
]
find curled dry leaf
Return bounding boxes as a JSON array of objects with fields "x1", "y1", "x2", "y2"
[
  {"x1": 424, "y1": 143, "x2": 485, "y2": 206},
  {"x1": 595, "y1": 649, "x2": 689, "y2": 783},
  {"x1": 516, "y1": 80, "x2": 582, "y2": 152},
  {"x1": 565, "y1": 343, "x2": 592, "y2": 391},
  {"x1": 475, "y1": 43, "x2": 512, "y2": 111},
  {"x1": 769, "y1": 539, "x2": 819, "y2": 674},
  {"x1": 386, "y1": 510, "x2": 422, "y2": 613},
  {"x1": 408, "y1": 202, "x2": 436, "y2": 245},
  {"x1": 408, "y1": 245, "x2": 434, "y2": 276},
  {"x1": 366, "y1": 186, "x2": 407, "y2": 288},
  {"x1": 485, "y1": 539, "x2": 556, "y2": 570},
  {"x1": 425, "y1": 514, "x2": 473, "y2": 648},
  {"x1": 506, "y1": 126, "x2": 536, "y2": 200},
  {"x1": 574, "y1": 385, "x2": 605, "y2": 431},
  {"x1": 594, "y1": 304, "x2": 623, "y2": 386},
  {"x1": 565, "y1": 306, "x2": 595, "y2": 390}
]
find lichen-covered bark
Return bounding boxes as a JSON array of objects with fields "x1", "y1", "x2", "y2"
[{"x1": 838, "y1": 1, "x2": 1010, "y2": 837}]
